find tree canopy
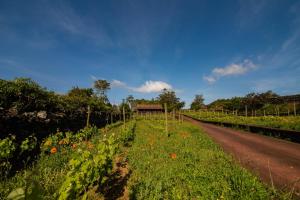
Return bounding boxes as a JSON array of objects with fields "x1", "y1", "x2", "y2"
[
  {"x1": 157, "y1": 89, "x2": 185, "y2": 112},
  {"x1": 190, "y1": 94, "x2": 205, "y2": 110}
]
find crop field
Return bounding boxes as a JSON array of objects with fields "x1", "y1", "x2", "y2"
[
  {"x1": 0, "y1": 121, "x2": 136, "y2": 199},
  {"x1": 126, "y1": 119, "x2": 289, "y2": 199},
  {"x1": 184, "y1": 111, "x2": 300, "y2": 131},
  {"x1": 0, "y1": 118, "x2": 293, "y2": 199}
]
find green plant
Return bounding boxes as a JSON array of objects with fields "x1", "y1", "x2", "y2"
[
  {"x1": 0, "y1": 135, "x2": 16, "y2": 159},
  {"x1": 127, "y1": 119, "x2": 286, "y2": 199},
  {"x1": 20, "y1": 135, "x2": 37, "y2": 154},
  {"x1": 58, "y1": 134, "x2": 117, "y2": 199}
]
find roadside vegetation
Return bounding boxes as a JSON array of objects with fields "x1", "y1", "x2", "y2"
[
  {"x1": 184, "y1": 111, "x2": 300, "y2": 131},
  {"x1": 126, "y1": 119, "x2": 289, "y2": 199}
]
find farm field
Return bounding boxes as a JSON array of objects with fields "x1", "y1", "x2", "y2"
[
  {"x1": 0, "y1": 121, "x2": 136, "y2": 199},
  {"x1": 1, "y1": 118, "x2": 292, "y2": 199},
  {"x1": 184, "y1": 111, "x2": 300, "y2": 131},
  {"x1": 125, "y1": 119, "x2": 287, "y2": 199}
]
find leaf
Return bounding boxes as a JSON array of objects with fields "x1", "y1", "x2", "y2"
[{"x1": 7, "y1": 188, "x2": 25, "y2": 200}]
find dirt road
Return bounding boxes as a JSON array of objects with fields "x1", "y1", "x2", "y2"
[{"x1": 183, "y1": 115, "x2": 300, "y2": 197}]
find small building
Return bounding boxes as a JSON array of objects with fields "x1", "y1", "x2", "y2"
[{"x1": 135, "y1": 104, "x2": 164, "y2": 113}]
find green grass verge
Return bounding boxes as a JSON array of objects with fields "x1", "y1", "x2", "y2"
[{"x1": 127, "y1": 119, "x2": 289, "y2": 200}]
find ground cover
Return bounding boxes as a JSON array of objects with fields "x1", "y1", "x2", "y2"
[
  {"x1": 184, "y1": 111, "x2": 300, "y2": 131},
  {"x1": 126, "y1": 119, "x2": 288, "y2": 199}
]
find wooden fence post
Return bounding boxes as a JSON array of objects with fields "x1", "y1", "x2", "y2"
[
  {"x1": 86, "y1": 105, "x2": 91, "y2": 127},
  {"x1": 123, "y1": 106, "x2": 126, "y2": 128},
  {"x1": 294, "y1": 101, "x2": 297, "y2": 116},
  {"x1": 164, "y1": 103, "x2": 168, "y2": 134},
  {"x1": 245, "y1": 105, "x2": 248, "y2": 117}
]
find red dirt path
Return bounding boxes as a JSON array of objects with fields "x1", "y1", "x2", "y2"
[{"x1": 184, "y1": 115, "x2": 300, "y2": 197}]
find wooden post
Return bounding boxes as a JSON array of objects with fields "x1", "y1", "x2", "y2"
[
  {"x1": 173, "y1": 109, "x2": 175, "y2": 121},
  {"x1": 294, "y1": 101, "x2": 297, "y2": 116},
  {"x1": 164, "y1": 103, "x2": 168, "y2": 134},
  {"x1": 123, "y1": 106, "x2": 126, "y2": 127},
  {"x1": 288, "y1": 108, "x2": 290, "y2": 116},
  {"x1": 245, "y1": 105, "x2": 248, "y2": 117},
  {"x1": 264, "y1": 110, "x2": 266, "y2": 117},
  {"x1": 86, "y1": 105, "x2": 91, "y2": 127}
]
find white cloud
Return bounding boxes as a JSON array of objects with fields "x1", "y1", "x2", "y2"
[
  {"x1": 111, "y1": 79, "x2": 172, "y2": 93},
  {"x1": 132, "y1": 80, "x2": 172, "y2": 93},
  {"x1": 203, "y1": 76, "x2": 216, "y2": 84},
  {"x1": 90, "y1": 75, "x2": 98, "y2": 81},
  {"x1": 111, "y1": 79, "x2": 128, "y2": 88},
  {"x1": 203, "y1": 59, "x2": 256, "y2": 84}
]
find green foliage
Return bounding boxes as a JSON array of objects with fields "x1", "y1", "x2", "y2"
[
  {"x1": 190, "y1": 94, "x2": 205, "y2": 110},
  {"x1": 20, "y1": 135, "x2": 37, "y2": 153},
  {"x1": 186, "y1": 111, "x2": 300, "y2": 131},
  {"x1": 1, "y1": 121, "x2": 123, "y2": 200},
  {"x1": 119, "y1": 121, "x2": 136, "y2": 146},
  {"x1": 57, "y1": 134, "x2": 117, "y2": 200},
  {"x1": 157, "y1": 89, "x2": 185, "y2": 112},
  {"x1": 207, "y1": 90, "x2": 286, "y2": 113},
  {"x1": 93, "y1": 79, "x2": 110, "y2": 103},
  {"x1": 0, "y1": 135, "x2": 16, "y2": 159},
  {"x1": 127, "y1": 120, "x2": 285, "y2": 199},
  {"x1": 0, "y1": 78, "x2": 60, "y2": 113},
  {"x1": 67, "y1": 87, "x2": 93, "y2": 98}
]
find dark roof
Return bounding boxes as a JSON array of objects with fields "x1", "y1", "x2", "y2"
[{"x1": 136, "y1": 104, "x2": 163, "y2": 110}]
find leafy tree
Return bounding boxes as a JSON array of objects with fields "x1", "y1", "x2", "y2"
[
  {"x1": 93, "y1": 80, "x2": 110, "y2": 103},
  {"x1": 190, "y1": 95, "x2": 205, "y2": 110},
  {"x1": 126, "y1": 95, "x2": 135, "y2": 110},
  {"x1": 67, "y1": 87, "x2": 93, "y2": 98},
  {"x1": 157, "y1": 89, "x2": 185, "y2": 112}
]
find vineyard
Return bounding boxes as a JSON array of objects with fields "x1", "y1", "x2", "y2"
[
  {"x1": 183, "y1": 111, "x2": 300, "y2": 132},
  {"x1": 0, "y1": 78, "x2": 299, "y2": 199},
  {"x1": 1, "y1": 121, "x2": 136, "y2": 199},
  {"x1": 1, "y1": 116, "x2": 293, "y2": 199}
]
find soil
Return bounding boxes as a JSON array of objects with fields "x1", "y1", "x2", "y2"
[
  {"x1": 183, "y1": 115, "x2": 300, "y2": 197},
  {"x1": 101, "y1": 152, "x2": 131, "y2": 200}
]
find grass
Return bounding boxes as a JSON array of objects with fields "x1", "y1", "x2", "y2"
[
  {"x1": 127, "y1": 119, "x2": 289, "y2": 199},
  {"x1": 185, "y1": 111, "x2": 300, "y2": 131}
]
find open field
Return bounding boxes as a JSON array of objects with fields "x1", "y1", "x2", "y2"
[
  {"x1": 126, "y1": 119, "x2": 288, "y2": 199},
  {"x1": 1, "y1": 118, "x2": 295, "y2": 199}
]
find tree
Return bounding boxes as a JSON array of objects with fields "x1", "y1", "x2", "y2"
[
  {"x1": 190, "y1": 95, "x2": 205, "y2": 110},
  {"x1": 157, "y1": 89, "x2": 185, "y2": 112},
  {"x1": 93, "y1": 80, "x2": 110, "y2": 103},
  {"x1": 126, "y1": 95, "x2": 135, "y2": 110},
  {"x1": 68, "y1": 87, "x2": 93, "y2": 98}
]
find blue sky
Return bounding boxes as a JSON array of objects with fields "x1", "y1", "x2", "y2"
[{"x1": 1, "y1": 0, "x2": 300, "y2": 106}]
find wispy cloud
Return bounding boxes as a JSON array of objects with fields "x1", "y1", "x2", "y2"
[
  {"x1": 202, "y1": 76, "x2": 216, "y2": 84},
  {"x1": 203, "y1": 59, "x2": 257, "y2": 84},
  {"x1": 0, "y1": 58, "x2": 68, "y2": 86},
  {"x1": 111, "y1": 79, "x2": 172, "y2": 93},
  {"x1": 111, "y1": 79, "x2": 128, "y2": 88},
  {"x1": 44, "y1": 1, "x2": 113, "y2": 47}
]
